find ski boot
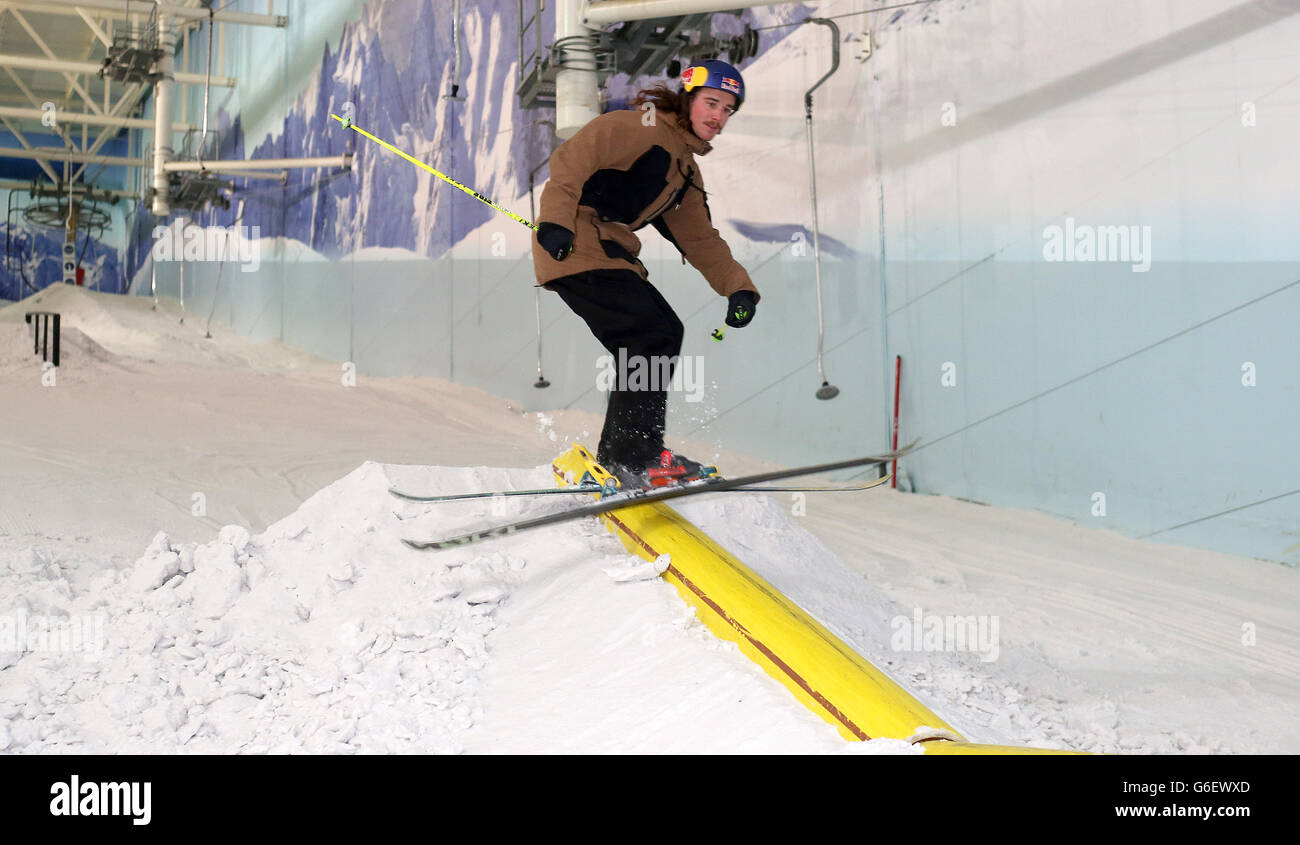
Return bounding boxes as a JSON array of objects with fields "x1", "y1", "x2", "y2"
[{"x1": 607, "y1": 450, "x2": 721, "y2": 491}]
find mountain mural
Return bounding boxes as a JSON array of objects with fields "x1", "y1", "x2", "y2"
[
  {"x1": 0, "y1": 221, "x2": 125, "y2": 301},
  {"x1": 122, "y1": 0, "x2": 814, "y2": 280}
]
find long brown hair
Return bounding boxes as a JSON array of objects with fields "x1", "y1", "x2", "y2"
[{"x1": 629, "y1": 82, "x2": 692, "y2": 117}]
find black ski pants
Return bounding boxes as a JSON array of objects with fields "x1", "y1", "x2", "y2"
[{"x1": 544, "y1": 268, "x2": 684, "y2": 469}]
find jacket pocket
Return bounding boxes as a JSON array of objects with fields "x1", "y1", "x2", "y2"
[
  {"x1": 600, "y1": 239, "x2": 639, "y2": 264},
  {"x1": 590, "y1": 216, "x2": 642, "y2": 266}
]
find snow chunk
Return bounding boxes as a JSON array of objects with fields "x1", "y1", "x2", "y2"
[
  {"x1": 184, "y1": 541, "x2": 247, "y2": 619},
  {"x1": 217, "y1": 525, "x2": 251, "y2": 555},
  {"x1": 602, "y1": 553, "x2": 672, "y2": 583},
  {"x1": 128, "y1": 532, "x2": 182, "y2": 592}
]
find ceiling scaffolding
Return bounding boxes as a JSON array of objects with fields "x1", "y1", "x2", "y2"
[{"x1": 0, "y1": 0, "x2": 346, "y2": 224}]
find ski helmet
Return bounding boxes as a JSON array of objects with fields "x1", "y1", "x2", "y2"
[{"x1": 679, "y1": 59, "x2": 745, "y2": 109}]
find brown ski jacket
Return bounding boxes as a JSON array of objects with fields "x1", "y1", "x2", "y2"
[{"x1": 533, "y1": 108, "x2": 759, "y2": 301}]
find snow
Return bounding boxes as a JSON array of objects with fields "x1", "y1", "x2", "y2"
[{"x1": 0, "y1": 285, "x2": 1296, "y2": 754}]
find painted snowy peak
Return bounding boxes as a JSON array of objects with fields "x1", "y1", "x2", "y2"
[
  {"x1": 124, "y1": 0, "x2": 822, "y2": 275},
  {"x1": 0, "y1": 220, "x2": 124, "y2": 302}
]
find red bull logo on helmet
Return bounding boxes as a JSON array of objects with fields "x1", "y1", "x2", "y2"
[
  {"x1": 681, "y1": 66, "x2": 709, "y2": 90},
  {"x1": 720, "y1": 76, "x2": 741, "y2": 96}
]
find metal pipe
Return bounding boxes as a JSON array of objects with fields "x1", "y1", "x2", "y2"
[
  {"x1": 0, "y1": 115, "x2": 61, "y2": 182},
  {"x1": 151, "y1": 8, "x2": 176, "y2": 215},
  {"x1": 2, "y1": 64, "x2": 44, "y2": 109},
  {"x1": 165, "y1": 154, "x2": 351, "y2": 171},
  {"x1": 70, "y1": 80, "x2": 152, "y2": 182},
  {"x1": 179, "y1": 22, "x2": 189, "y2": 127},
  {"x1": 197, "y1": 7, "x2": 214, "y2": 171},
  {"x1": 890, "y1": 355, "x2": 902, "y2": 488},
  {"x1": 27, "y1": 0, "x2": 287, "y2": 28},
  {"x1": 0, "y1": 149, "x2": 351, "y2": 171},
  {"x1": 63, "y1": 163, "x2": 76, "y2": 287},
  {"x1": 527, "y1": 120, "x2": 556, "y2": 389},
  {"x1": 74, "y1": 6, "x2": 113, "y2": 48},
  {"x1": 555, "y1": 0, "x2": 600, "y2": 138},
  {"x1": 582, "y1": 0, "x2": 797, "y2": 25},
  {"x1": 178, "y1": 218, "x2": 186, "y2": 322},
  {"x1": 211, "y1": 169, "x2": 288, "y2": 183},
  {"x1": 0, "y1": 54, "x2": 237, "y2": 87},
  {"x1": 7, "y1": 8, "x2": 106, "y2": 117},
  {"x1": 0, "y1": 178, "x2": 136, "y2": 199},
  {"x1": 444, "y1": 0, "x2": 464, "y2": 100},
  {"x1": 204, "y1": 199, "x2": 244, "y2": 339},
  {"x1": 0, "y1": 105, "x2": 198, "y2": 131},
  {"x1": 877, "y1": 180, "x2": 891, "y2": 454},
  {"x1": 804, "y1": 17, "x2": 840, "y2": 400},
  {"x1": 0, "y1": 147, "x2": 148, "y2": 166}
]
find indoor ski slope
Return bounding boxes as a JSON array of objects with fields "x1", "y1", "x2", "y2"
[{"x1": 1, "y1": 286, "x2": 1295, "y2": 754}]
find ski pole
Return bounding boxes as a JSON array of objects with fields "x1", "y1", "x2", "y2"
[
  {"x1": 329, "y1": 113, "x2": 537, "y2": 231},
  {"x1": 332, "y1": 113, "x2": 729, "y2": 342}
]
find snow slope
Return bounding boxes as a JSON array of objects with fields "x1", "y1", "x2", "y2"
[{"x1": 1, "y1": 286, "x2": 1296, "y2": 754}]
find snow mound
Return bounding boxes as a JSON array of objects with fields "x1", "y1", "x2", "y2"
[
  {"x1": 0, "y1": 283, "x2": 147, "y2": 344},
  {"x1": 0, "y1": 461, "x2": 526, "y2": 753},
  {"x1": 0, "y1": 321, "x2": 124, "y2": 375},
  {"x1": 0, "y1": 284, "x2": 326, "y2": 371}
]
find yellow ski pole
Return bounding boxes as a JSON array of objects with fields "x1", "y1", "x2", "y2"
[{"x1": 329, "y1": 112, "x2": 537, "y2": 231}]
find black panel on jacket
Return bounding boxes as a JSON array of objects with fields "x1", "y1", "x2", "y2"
[
  {"x1": 600, "y1": 238, "x2": 641, "y2": 265},
  {"x1": 578, "y1": 146, "x2": 671, "y2": 224},
  {"x1": 650, "y1": 217, "x2": 682, "y2": 256}
]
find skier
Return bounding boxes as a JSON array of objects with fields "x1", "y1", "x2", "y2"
[{"x1": 533, "y1": 59, "x2": 759, "y2": 489}]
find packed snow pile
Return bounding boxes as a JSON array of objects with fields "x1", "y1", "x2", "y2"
[
  {"x1": 0, "y1": 284, "x2": 322, "y2": 371},
  {"x1": 0, "y1": 451, "x2": 1287, "y2": 754},
  {"x1": 0, "y1": 286, "x2": 157, "y2": 376},
  {"x1": 0, "y1": 321, "x2": 123, "y2": 377},
  {"x1": 0, "y1": 456, "x2": 941, "y2": 754},
  {"x1": 0, "y1": 462, "x2": 539, "y2": 753},
  {"x1": 1, "y1": 456, "x2": 860, "y2": 754}
]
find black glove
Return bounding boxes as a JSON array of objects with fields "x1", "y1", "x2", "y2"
[
  {"x1": 537, "y1": 222, "x2": 575, "y2": 261},
  {"x1": 725, "y1": 289, "x2": 757, "y2": 328}
]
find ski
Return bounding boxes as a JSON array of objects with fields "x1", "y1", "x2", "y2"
[
  {"x1": 732, "y1": 473, "x2": 893, "y2": 493},
  {"x1": 401, "y1": 441, "x2": 916, "y2": 551},
  {"x1": 390, "y1": 472, "x2": 893, "y2": 503},
  {"x1": 389, "y1": 482, "x2": 611, "y2": 503}
]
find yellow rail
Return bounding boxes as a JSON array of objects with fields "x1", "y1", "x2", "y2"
[{"x1": 553, "y1": 444, "x2": 1083, "y2": 753}]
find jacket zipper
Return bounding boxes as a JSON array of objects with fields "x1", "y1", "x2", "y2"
[{"x1": 644, "y1": 190, "x2": 677, "y2": 223}]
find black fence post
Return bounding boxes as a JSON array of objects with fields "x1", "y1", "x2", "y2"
[{"x1": 24, "y1": 311, "x2": 61, "y2": 368}]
